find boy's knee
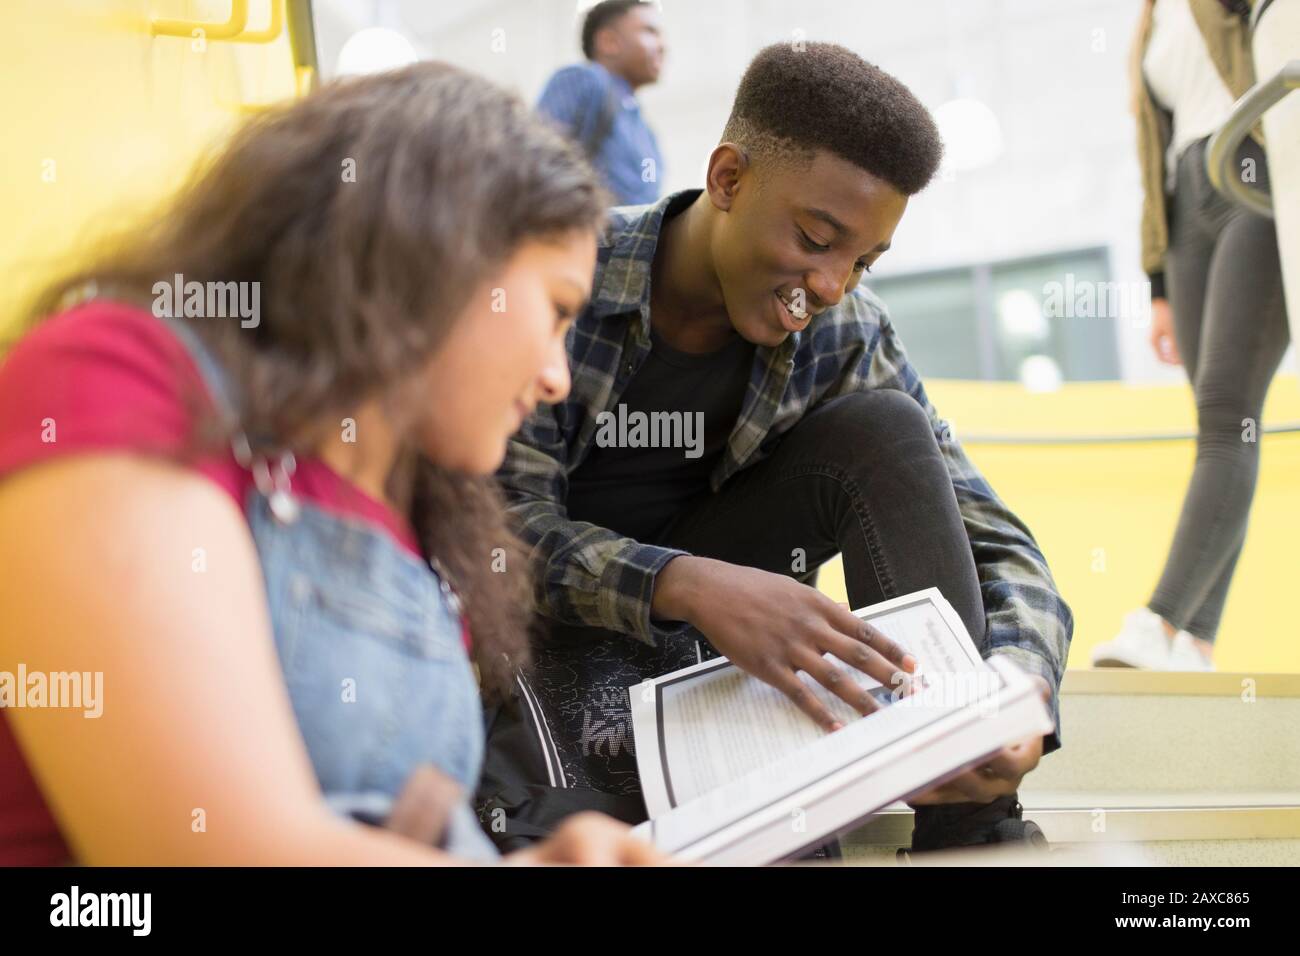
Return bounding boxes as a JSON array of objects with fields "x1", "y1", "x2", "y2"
[{"x1": 797, "y1": 391, "x2": 938, "y2": 466}]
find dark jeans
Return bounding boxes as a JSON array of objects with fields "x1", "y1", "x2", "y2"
[
  {"x1": 1148, "y1": 136, "x2": 1291, "y2": 642},
  {"x1": 478, "y1": 390, "x2": 1014, "y2": 850}
]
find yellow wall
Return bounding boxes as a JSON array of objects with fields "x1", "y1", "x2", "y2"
[
  {"x1": 820, "y1": 377, "x2": 1300, "y2": 673},
  {"x1": 0, "y1": 1, "x2": 304, "y2": 341}
]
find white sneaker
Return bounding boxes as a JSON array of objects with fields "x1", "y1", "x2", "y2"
[
  {"x1": 1168, "y1": 631, "x2": 1214, "y2": 671},
  {"x1": 1090, "y1": 608, "x2": 1173, "y2": 669}
]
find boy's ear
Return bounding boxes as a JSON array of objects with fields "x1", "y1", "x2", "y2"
[{"x1": 705, "y1": 143, "x2": 749, "y2": 211}]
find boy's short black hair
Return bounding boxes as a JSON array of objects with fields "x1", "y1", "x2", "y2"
[
  {"x1": 722, "y1": 42, "x2": 943, "y2": 196},
  {"x1": 581, "y1": 1, "x2": 650, "y2": 60}
]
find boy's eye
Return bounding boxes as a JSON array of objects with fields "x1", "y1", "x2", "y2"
[
  {"x1": 797, "y1": 229, "x2": 830, "y2": 252},
  {"x1": 799, "y1": 228, "x2": 875, "y2": 274}
]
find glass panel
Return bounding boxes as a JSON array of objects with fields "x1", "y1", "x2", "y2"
[
  {"x1": 867, "y1": 249, "x2": 1122, "y2": 382},
  {"x1": 990, "y1": 249, "x2": 1120, "y2": 383},
  {"x1": 866, "y1": 268, "x2": 980, "y2": 379}
]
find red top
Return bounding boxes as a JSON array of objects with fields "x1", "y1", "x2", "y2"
[{"x1": 0, "y1": 301, "x2": 462, "y2": 865}]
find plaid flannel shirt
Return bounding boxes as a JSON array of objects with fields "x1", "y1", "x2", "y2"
[{"x1": 497, "y1": 189, "x2": 1073, "y2": 753}]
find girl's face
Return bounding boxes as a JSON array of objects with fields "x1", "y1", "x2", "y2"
[{"x1": 418, "y1": 230, "x2": 597, "y2": 474}]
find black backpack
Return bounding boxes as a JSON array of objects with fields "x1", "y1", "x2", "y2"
[{"x1": 473, "y1": 680, "x2": 647, "y2": 853}]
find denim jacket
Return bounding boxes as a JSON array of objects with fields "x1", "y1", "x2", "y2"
[{"x1": 161, "y1": 314, "x2": 498, "y2": 861}]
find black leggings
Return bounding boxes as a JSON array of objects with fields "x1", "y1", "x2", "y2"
[{"x1": 1148, "y1": 136, "x2": 1291, "y2": 642}]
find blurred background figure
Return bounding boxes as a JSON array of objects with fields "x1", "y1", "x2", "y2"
[
  {"x1": 1092, "y1": 0, "x2": 1291, "y2": 671},
  {"x1": 536, "y1": 0, "x2": 667, "y2": 205}
]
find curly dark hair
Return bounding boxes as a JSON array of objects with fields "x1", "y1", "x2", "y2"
[
  {"x1": 721, "y1": 42, "x2": 944, "y2": 196},
  {"x1": 581, "y1": 0, "x2": 651, "y2": 59}
]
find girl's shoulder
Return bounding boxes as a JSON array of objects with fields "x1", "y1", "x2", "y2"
[{"x1": 0, "y1": 300, "x2": 247, "y2": 504}]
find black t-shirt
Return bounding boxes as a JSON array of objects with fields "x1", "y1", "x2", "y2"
[{"x1": 566, "y1": 325, "x2": 755, "y2": 544}]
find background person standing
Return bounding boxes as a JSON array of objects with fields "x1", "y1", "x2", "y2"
[
  {"x1": 1092, "y1": 0, "x2": 1291, "y2": 671},
  {"x1": 537, "y1": 0, "x2": 666, "y2": 206}
]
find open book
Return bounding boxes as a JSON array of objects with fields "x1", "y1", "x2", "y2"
[{"x1": 628, "y1": 588, "x2": 1053, "y2": 865}]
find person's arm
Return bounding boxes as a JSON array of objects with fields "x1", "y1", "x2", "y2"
[
  {"x1": 0, "y1": 454, "x2": 450, "y2": 865},
  {"x1": 500, "y1": 403, "x2": 918, "y2": 732},
  {"x1": 536, "y1": 65, "x2": 605, "y2": 145},
  {"x1": 1130, "y1": 0, "x2": 1174, "y2": 308},
  {"x1": 0, "y1": 455, "x2": 665, "y2": 866},
  {"x1": 837, "y1": 304, "x2": 1072, "y2": 757},
  {"x1": 498, "y1": 405, "x2": 693, "y2": 645}
]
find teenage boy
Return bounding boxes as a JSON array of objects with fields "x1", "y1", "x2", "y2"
[{"x1": 479, "y1": 42, "x2": 1072, "y2": 854}]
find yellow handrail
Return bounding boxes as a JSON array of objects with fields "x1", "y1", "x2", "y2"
[
  {"x1": 151, "y1": 0, "x2": 250, "y2": 40},
  {"x1": 236, "y1": 0, "x2": 284, "y2": 44}
]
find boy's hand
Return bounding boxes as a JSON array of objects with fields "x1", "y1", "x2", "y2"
[
  {"x1": 655, "y1": 556, "x2": 918, "y2": 731},
  {"x1": 906, "y1": 675, "x2": 1052, "y2": 805}
]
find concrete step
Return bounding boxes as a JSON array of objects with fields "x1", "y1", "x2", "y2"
[
  {"x1": 846, "y1": 792, "x2": 1300, "y2": 843},
  {"x1": 842, "y1": 839, "x2": 1300, "y2": 866},
  {"x1": 841, "y1": 669, "x2": 1300, "y2": 863},
  {"x1": 1033, "y1": 670, "x2": 1300, "y2": 794}
]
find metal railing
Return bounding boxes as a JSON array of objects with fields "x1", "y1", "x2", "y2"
[
  {"x1": 1205, "y1": 0, "x2": 1300, "y2": 217},
  {"x1": 151, "y1": 0, "x2": 285, "y2": 46}
]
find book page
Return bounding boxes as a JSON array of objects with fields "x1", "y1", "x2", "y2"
[
  {"x1": 633, "y1": 657, "x2": 1051, "y2": 863},
  {"x1": 631, "y1": 588, "x2": 984, "y2": 817}
]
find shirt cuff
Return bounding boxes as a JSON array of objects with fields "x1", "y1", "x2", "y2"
[
  {"x1": 1148, "y1": 271, "x2": 1166, "y2": 301},
  {"x1": 986, "y1": 647, "x2": 1063, "y2": 757},
  {"x1": 598, "y1": 542, "x2": 694, "y2": 646}
]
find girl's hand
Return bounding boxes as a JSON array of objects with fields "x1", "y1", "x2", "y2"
[{"x1": 505, "y1": 812, "x2": 673, "y2": 866}]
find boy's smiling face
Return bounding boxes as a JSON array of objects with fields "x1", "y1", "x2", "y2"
[{"x1": 708, "y1": 146, "x2": 909, "y2": 347}]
